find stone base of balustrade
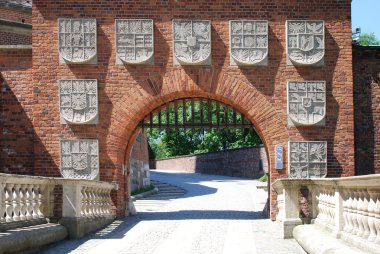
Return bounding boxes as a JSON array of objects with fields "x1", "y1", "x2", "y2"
[
  {"x1": 340, "y1": 232, "x2": 380, "y2": 254},
  {"x1": 294, "y1": 224, "x2": 372, "y2": 254},
  {"x1": 282, "y1": 218, "x2": 303, "y2": 239},
  {"x1": 0, "y1": 218, "x2": 48, "y2": 232},
  {"x1": 0, "y1": 223, "x2": 68, "y2": 254},
  {"x1": 59, "y1": 215, "x2": 115, "y2": 239}
]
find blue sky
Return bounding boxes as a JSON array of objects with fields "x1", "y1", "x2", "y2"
[{"x1": 352, "y1": 0, "x2": 380, "y2": 38}]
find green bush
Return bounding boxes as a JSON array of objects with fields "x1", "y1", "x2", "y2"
[
  {"x1": 258, "y1": 174, "x2": 268, "y2": 182},
  {"x1": 131, "y1": 184, "x2": 155, "y2": 196}
]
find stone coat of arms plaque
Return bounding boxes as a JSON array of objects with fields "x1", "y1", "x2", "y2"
[
  {"x1": 58, "y1": 18, "x2": 97, "y2": 64},
  {"x1": 230, "y1": 20, "x2": 268, "y2": 66},
  {"x1": 115, "y1": 19, "x2": 154, "y2": 64},
  {"x1": 287, "y1": 81, "x2": 326, "y2": 126},
  {"x1": 286, "y1": 20, "x2": 325, "y2": 65},
  {"x1": 60, "y1": 139, "x2": 99, "y2": 180},
  {"x1": 59, "y1": 79, "x2": 98, "y2": 124},
  {"x1": 173, "y1": 20, "x2": 211, "y2": 65},
  {"x1": 288, "y1": 141, "x2": 327, "y2": 179}
]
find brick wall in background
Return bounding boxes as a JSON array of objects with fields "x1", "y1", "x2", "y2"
[
  {"x1": 0, "y1": 31, "x2": 31, "y2": 45},
  {"x1": 151, "y1": 146, "x2": 268, "y2": 179}
]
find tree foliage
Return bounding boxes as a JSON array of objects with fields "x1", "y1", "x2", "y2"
[
  {"x1": 146, "y1": 101, "x2": 262, "y2": 159},
  {"x1": 360, "y1": 33, "x2": 380, "y2": 46}
]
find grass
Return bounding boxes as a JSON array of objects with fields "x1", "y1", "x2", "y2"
[
  {"x1": 258, "y1": 174, "x2": 268, "y2": 182},
  {"x1": 131, "y1": 184, "x2": 155, "y2": 196}
]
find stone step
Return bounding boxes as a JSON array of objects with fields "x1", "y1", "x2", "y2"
[{"x1": 0, "y1": 223, "x2": 68, "y2": 254}]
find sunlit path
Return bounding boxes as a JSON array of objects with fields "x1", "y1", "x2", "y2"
[{"x1": 41, "y1": 171, "x2": 301, "y2": 254}]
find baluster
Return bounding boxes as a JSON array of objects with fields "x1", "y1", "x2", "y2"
[
  {"x1": 5, "y1": 183, "x2": 14, "y2": 222},
  {"x1": 88, "y1": 187, "x2": 94, "y2": 217},
  {"x1": 0, "y1": 183, "x2": 5, "y2": 223},
  {"x1": 105, "y1": 189, "x2": 111, "y2": 215},
  {"x1": 329, "y1": 189, "x2": 335, "y2": 226},
  {"x1": 343, "y1": 188, "x2": 350, "y2": 232},
  {"x1": 32, "y1": 185, "x2": 39, "y2": 219},
  {"x1": 374, "y1": 192, "x2": 380, "y2": 244},
  {"x1": 357, "y1": 189, "x2": 365, "y2": 237},
  {"x1": 25, "y1": 185, "x2": 33, "y2": 220},
  {"x1": 101, "y1": 189, "x2": 107, "y2": 215},
  {"x1": 361, "y1": 189, "x2": 370, "y2": 239},
  {"x1": 12, "y1": 184, "x2": 21, "y2": 221},
  {"x1": 367, "y1": 189, "x2": 379, "y2": 242},
  {"x1": 19, "y1": 184, "x2": 27, "y2": 220},
  {"x1": 37, "y1": 185, "x2": 45, "y2": 218},
  {"x1": 351, "y1": 190, "x2": 359, "y2": 235},
  {"x1": 96, "y1": 188, "x2": 101, "y2": 216},
  {"x1": 81, "y1": 187, "x2": 87, "y2": 217}
]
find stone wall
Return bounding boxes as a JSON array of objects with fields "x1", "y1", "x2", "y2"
[
  {"x1": 151, "y1": 146, "x2": 268, "y2": 179},
  {"x1": 353, "y1": 45, "x2": 380, "y2": 175},
  {"x1": 129, "y1": 131, "x2": 150, "y2": 192}
]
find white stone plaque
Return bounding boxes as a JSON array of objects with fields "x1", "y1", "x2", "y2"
[
  {"x1": 288, "y1": 141, "x2": 327, "y2": 179},
  {"x1": 115, "y1": 19, "x2": 154, "y2": 64},
  {"x1": 286, "y1": 20, "x2": 324, "y2": 65},
  {"x1": 60, "y1": 139, "x2": 99, "y2": 180},
  {"x1": 59, "y1": 79, "x2": 98, "y2": 124},
  {"x1": 173, "y1": 19, "x2": 211, "y2": 65},
  {"x1": 58, "y1": 18, "x2": 97, "y2": 64},
  {"x1": 287, "y1": 81, "x2": 326, "y2": 126},
  {"x1": 230, "y1": 20, "x2": 268, "y2": 66}
]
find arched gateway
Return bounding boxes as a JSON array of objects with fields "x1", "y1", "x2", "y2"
[
  {"x1": 108, "y1": 70, "x2": 289, "y2": 218},
  {"x1": 0, "y1": 0, "x2": 355, "y2": 229}
]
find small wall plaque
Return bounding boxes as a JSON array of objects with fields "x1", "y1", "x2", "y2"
[{"x1": 275, "y1": 145, "x2": 283, "y2": 170}]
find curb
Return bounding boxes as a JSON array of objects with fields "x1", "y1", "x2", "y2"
[{"x1": 131, "y1": 187, "x2": 159, "y2": 201}]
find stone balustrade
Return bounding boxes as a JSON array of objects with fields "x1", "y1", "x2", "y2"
[
  {"x1": 0, "y1": 173, "x2": 118, "y2": 238},
  {"x1": 272, "y1": 174, "x2": 380, "y2": 253}
]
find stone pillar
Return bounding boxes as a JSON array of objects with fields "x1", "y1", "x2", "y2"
[{"x1": 282, "y1": 182, "x2": 302, "y2": 239}]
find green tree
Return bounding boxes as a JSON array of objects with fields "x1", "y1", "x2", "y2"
[
  {"x1": 360, "y1": 33, "x2": 380, "y2": 46},
  {"x1": 146, "y1": 101, "x2": 262, "y2": 159}
]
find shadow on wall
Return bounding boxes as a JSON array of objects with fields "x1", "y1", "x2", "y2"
[{"x1": 353, "y1": 46, "x2": 380, "y2": 175}]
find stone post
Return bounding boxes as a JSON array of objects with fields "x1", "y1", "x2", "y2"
[
  {"x1": 333, "y1": 187, "x2": 344, "y2": 237},
  {"x1": 282, "y1": 182, "x2": 302, "y2": 239}
]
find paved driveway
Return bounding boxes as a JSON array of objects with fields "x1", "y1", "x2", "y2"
[{"x1": 41, "y1": 171, "x2": 301, "y2": 254}]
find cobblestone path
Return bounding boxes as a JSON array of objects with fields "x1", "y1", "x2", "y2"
[{"x1": 41, "y1": 171, "x2": 301, "y2": 254}]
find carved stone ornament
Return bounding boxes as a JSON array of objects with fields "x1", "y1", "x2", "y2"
[
  {"x1": 58, "y1": 18, "x2": 97, "y2": 64},
  {"x1": 173, "y1": 19, "x2": 211, "y2": 65},
  {"x1": 60, "y1": 139, "x2": 99, "y2": 180},
  {"x1": 230, "y1": 20, "x2": 268, "y2": 66},
  {"x1": 287, "y1": 81, "x2": 326, "y2": 126},
  {"x1": 59, "y1": 79, "x2": 98, "y2": 124},
  {"x1": 286, "y1": 20, "x2": 324, "y2": 65},
  {"x1": 115, "y1": 19, "x2": 154, "y2": 64},
  {"x1": 288, "y1": 141, "x2": 327, "y2": 179}
]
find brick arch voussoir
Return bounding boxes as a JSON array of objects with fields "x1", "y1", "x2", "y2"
[{"x1": 107, "y1": 69, "x2": 289, "y2": 174}]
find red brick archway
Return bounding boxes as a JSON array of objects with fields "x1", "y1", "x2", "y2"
[{"x1": 107, "y1": 68, "x2": 289, "y2": 219}]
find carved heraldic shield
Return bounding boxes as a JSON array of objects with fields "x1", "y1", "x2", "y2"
[
  {"x1": 59, "y1": 79, "x2": 98, "y2": 124},
  {"x1": 173, "y1": 20, "x2": 211, "y2": 65},
  {"x1": 287, "y1": 81, "x2": 326, "y2": 125},
  {"x1": 288, "y1": 141, "x2": 327, "y2": 179},
  {"x1": 116, "y1": 19, "x2": 154, "y2": 64},
  {"x1": 230, "y1": 20, "x2": 268, "y2": 65},
  {"x1": 58, "y1": 18, "x2": 97, "y2": 63},
  {"x1": 286, "y1": 20, "x2": 325, "y2": 65},
  {"x1": 60, "y1": 139, "x2": 99, "y2": 180}
]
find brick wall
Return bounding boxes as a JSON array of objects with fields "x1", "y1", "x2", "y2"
[
  {"x1": 0, "y1": 6, "x2": 32, "y2": 24},
  {"x1": 0, "y1": 49, "x2": 33, "y2": 175},
  {"x1": 353, "y1": 46, "x2": 380, "y2": 175},
  {"x1": 151, "y1": 146, "x2": 268, "y2": 179},
  {"x1": 0, "y1": 0, "x2": 353, "y2": 219},
  {"x1": 0, "y1": 31, "x2": 31, "y2": 45}
]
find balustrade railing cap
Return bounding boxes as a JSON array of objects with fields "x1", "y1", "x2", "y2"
[
  {"x1": 0, "y1": 173, "x2": 118, "y2": 190},
  {"x1": 272, "y1": 174, "x2": 380, "y2": 193}
]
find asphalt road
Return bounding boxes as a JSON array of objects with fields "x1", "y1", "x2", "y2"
[{"x1": 41, "y1": 170, "x2": 301, "y2": 254}]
